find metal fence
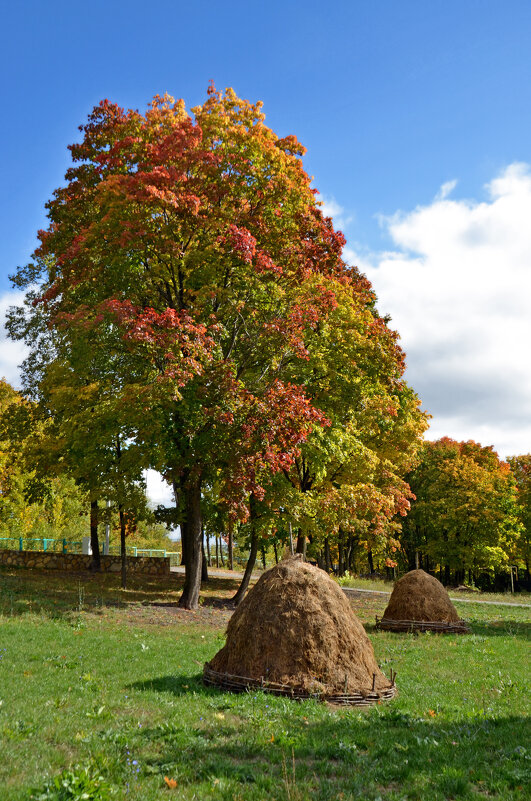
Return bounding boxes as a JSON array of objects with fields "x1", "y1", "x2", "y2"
[
  {"x1": 0, "y1": 537, "x2": 181, "y2": 563},
  {"x1": 0, "y1": 537, "x2": 78, "y2": 553}
]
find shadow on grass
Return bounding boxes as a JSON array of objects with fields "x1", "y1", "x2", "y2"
[
  {"x1": 129, "y1": 672, "x2": 207, "y2": 697},
  {"x1": 0, "y1": 567, "x2": 243, "y2": 627},
  {"x1": 364, "y1": 619, "x2": 531, "y2": 641},
  {"x1": 468, "y1": 620, "x2": 531, "y2": 640},
  {"x1": 0, "y1": 567, "x2": 186, "y2": 620},
  {"x1": 135, "y1": 710, "x2": 531, "y2": 800}
]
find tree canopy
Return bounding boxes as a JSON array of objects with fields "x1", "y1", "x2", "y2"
[
  {"x1": 9, "y1": 85, "x2": 428, "y2": 607},
  {"x1": 400, "y1": 437, "x2": 522, "y2": 586}
]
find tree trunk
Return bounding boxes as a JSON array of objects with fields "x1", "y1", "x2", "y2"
[
  {"x1": 201, "y1": 527, "x2": 209, "y2": 582},
  {"x1": 232, "y1": 497, "x2": 259, "y2": 605},
  {"x1": 180, "y1": 522, "x2": 188, "y2": 567},
  {"x1": 324, "y1": 537, "x2": 331, "y2": 573},
  {"x1": 228, "y1": 520, "x2": 234, "y2": 570},
  {"x1": 367, "y1": 549, "x2": 374, "y2": 575},
  {"x1": 205, "y1": 528, "x2": 211, "y2": 566},
  {"x1": 295, "y1": 529, "x2": 305, "y2": 556},
  {"x1": 273, "y1": 541, "x2": 279, "y2": 564},
  {"x1": 261, "y1": 546, "x2": 267, "y2": 570},
  {"x1": 178, "y1": 475, "x2": 202, "y2": 610},
  {"x1": 338, "y1": 529, "x2": 345, "y2": 577},
  {"x1": 119, "y1": 506, "x2": 127, "y2": 589},
  {"x1": 215, "y1": 535, "x2": 219, "y2": 567},
  {"x1": 345, "y1": 534, "x2": 353, "y2": 572},
  {"x1": 90, "y1": 498, "x2": 101, "y2": 572}
]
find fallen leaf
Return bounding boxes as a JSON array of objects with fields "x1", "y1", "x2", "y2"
[{"x1": 164, "y1": 776, "x2": 177, "y2": 789}]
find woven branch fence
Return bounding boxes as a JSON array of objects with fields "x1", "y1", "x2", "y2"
[
  {"x1": 375, "y1": 616, "x2": 470, "y2": 634},
  {"x1": 203, "y1": 665, "x2": 397, "y2": 706}
]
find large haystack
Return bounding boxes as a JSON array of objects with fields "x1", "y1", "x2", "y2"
[
  {"x1": 204, "y1": 556, "x2": 396, "y2": 705},
  {"x1": 376, "y1": 569, "x2": 469, "y2": 633}
]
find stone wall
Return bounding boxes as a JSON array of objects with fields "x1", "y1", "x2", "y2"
[{"x1": 0, "y1": 549, "x2": 170, "y2": 576}]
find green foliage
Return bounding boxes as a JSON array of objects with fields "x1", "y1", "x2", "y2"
[
  {"x1": 7, "y1": 87, "x2": 430, "y2": 607},
  {"x1": 30, "y1": 761, "x2": 115, "y2": 801},
  {"x1": 118, "y1": 519, "x2": 175, "y2": 551},
  {"x1": 507, "y1": 454, "x2": 531, "y2": 573},
  {"x1": 0, "y1": 379, "x2": 88, "y2": 539},
  {"x1": 401, "y1": 438, "x2": 522, "y2": 580}
]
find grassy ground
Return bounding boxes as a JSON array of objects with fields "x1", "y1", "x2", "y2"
[
  {"x1": 0, "y1": 567, "x2": 529, "y2": 801},
  {"x1": 336, "y1": 575, "x2": 531, "y2": 605}
]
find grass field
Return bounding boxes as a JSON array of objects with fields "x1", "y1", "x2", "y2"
[
  {"x1": 0, "y1": 567, "x2": 529, "y2": 800},
  {"x1": 336, "y1": 575, "x2": 531, "y2": 605}
]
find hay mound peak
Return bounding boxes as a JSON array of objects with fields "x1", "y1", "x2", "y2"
[
  {"x1": 378, "y1": 569, "x2": 469, "y2": 633},
  {"x1": 204, "y1": 556, "x2": 395, "y2": 701}
]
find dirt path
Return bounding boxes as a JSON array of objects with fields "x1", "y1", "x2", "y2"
[
  {"x1": 172, "y1": 566, "x2": 531, "y2": 609},
  {"x1": 342, "y1": 586, "x2": 531, "y2": 609}
]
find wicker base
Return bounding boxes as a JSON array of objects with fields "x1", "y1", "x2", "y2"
[
  {"x1": 203, "y1": 664, "x2": 397, "y2": 706},
  {"x1": 375, "y1": 616, "x2": 470, "y2": 634}
]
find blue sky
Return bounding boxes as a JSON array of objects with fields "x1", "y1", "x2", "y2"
[
  {"x1": 2, "y1": 0, "x2": 531, "y2": 482},
  {"x1": 3, "y1": 0, "x2": 531, "y2": 280}
]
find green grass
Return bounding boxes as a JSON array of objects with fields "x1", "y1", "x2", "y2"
[
  {"x1": 336, "y1": 574, "x2": 531, "y2": 605},
  {"x1": 0, "y1": 567, "x2": 530, "y2": 800}
]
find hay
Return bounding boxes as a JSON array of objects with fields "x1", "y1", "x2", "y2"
[
  {"x1": 376, "y1": 569, "x2": 469, "y2": 633},
  {"x1": 204, "y1": 556, "x2": 396, "y2": 703}
]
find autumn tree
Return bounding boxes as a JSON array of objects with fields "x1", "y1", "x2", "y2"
[
  {"x1": 401, "y1": 438, "x2": 521, "y2": 586},
  {"x1": 274, "y1": 278, "x2": 428, "y2": 574},
  {"x1": 507, "y1": 454, "x2": 531, "y2": 580},
  {"x1": 10, "y1": 85, "x2": 433, "y2": 607},
  {"x1": 9, "y1": 86, "x2": 352, "y2": 608},
  {"x1": 0, "y1": 379, "x2": 88, "y2": 542}
]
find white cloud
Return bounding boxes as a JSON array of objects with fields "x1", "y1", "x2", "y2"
[
  {"x1": 317, "y1": 194, "x2": 353, "y2": 231},
  {"x1": 144, "y1": 470, "x2": 175, "y2": 508},
  {"x1": 0, "y1": 290, "x2": 28, "y2": 389},
  {"x1": 6, "y1": 166, "x2": 531, "y2": 469},
  {"x1": 346, "y1": 163, "x2": 531, "y2": 460},
  {"x1": 435, "y1": 179, "x2": 458, "y2": 201}
]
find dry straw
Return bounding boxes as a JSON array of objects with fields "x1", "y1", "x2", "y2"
[
  {"x1": 204, "y1": 556, "x2": 397, "y2": 705},
  {"x1": 376, "y1": 569, "x2": 469, "y2": 633}
]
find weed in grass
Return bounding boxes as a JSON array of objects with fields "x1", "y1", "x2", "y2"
[
  {"x1": 77, "y1": 583, "x2": 85, "y2": 613},
  {"x1": 438, "y1": 766, "x2": 470, "y2": 798},
  {"x1": 281, "y1": 749, "x2": 304, "y2": 801},
  {"x1": 29, "y1": 760, "x2": 116, "y2": 801}
]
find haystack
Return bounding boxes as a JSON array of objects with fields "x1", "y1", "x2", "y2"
[
  {"x1": 376, "y1": 569, "x2": 469, "y2": 633},
  {"x1": 203, "y1": 556, "x2": 397, "y2": 705}
]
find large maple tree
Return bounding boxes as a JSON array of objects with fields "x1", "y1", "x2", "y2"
[
  {"x1": 11, "y1": 86, "x2": 357, "y2": 607},
  {"x1": 11, "y1": 85, "x2": 429, "y2": 607}
]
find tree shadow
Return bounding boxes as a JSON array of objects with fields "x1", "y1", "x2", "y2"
[
  {"x1": 129, "y1": 672, "x2": 207, "y2": 697},
  {"x1": 366, "y1": 619, "x2": 531, "y2": 640},
  {"x1": 467, "y1": 619, "x2": 531, "y2": 639},
  {"x1": 133, "y1": 707, "x2": 531, "y2": 799},
  {"x1": 0, "y1": 567, "x2": 186, "y2": 620}
]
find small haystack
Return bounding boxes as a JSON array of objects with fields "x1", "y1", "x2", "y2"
[
  {"x1": 376, "y1": 569, "x2": 469, "y2": 633},
  {"x1": 203, "y1": 556, "x2": 397, "y2": 705}
]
